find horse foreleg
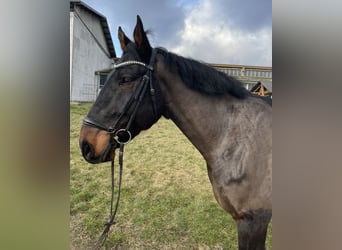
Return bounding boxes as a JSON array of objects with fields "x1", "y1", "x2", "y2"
[{"x1": 237, "y1": 209, "x2": 271, "y2": 250}]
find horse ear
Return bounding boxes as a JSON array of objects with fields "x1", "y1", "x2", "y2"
[
  {"x1": 118, "y1": 26, "x2": 131, "y2": 52},
  {"x1": 133, "y1": 15, "x2": 152, "y2": 62}
]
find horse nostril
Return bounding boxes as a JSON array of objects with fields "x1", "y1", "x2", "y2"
[{"x1": 81, "y1": 141, "x2": 94, "y2": 159}]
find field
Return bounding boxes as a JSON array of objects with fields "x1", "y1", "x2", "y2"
[{"x1": 70, "y1": 103, "x2": 272, "y2": 249}]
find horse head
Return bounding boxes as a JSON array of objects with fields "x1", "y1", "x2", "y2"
[{"x1": 79, "y1": 16, "x2": 163, "y2": 163}]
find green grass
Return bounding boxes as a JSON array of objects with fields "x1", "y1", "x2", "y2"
[{"x1": 70, "y1": 103, "x2": 272, "y2": 249}]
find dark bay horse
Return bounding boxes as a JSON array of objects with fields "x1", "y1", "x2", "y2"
[{"x1": 79, "y1": 16, "x2": 272, "y2": 250}]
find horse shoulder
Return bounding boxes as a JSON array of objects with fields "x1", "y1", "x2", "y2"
[{"x1": 206, "y1": 96, "x2": 272, "y2": 213}]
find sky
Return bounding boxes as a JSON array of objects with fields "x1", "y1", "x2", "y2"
[{"x1": 82, "y1": 0, "x2": 272, "y2": 66}]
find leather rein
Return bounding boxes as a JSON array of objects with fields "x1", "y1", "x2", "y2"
[{"x1": 82, "y1": 49, "x2": 158, "y2": 249}]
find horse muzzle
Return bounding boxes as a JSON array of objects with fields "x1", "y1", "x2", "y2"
[
  {"x1": 80, "y1": 140, "x2": 117, "y2": 163},
  {"x1": 79, "y1": 124, "x2": 118, "y2": 163}
]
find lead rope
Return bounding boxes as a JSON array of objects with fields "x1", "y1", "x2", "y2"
[{"x1": 93, "y1": 143, "x2": 125, "y2": 250}]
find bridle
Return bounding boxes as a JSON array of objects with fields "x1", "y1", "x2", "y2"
[
  {"x1": 82, "y1": 49, "x2": 159, "y2": 249},
  {"x1": 83, "y1": 48, "x2": 158, "y2": 145}
]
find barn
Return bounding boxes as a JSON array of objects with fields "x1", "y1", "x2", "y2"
[{"x1": 70, "y1": 0, "x2": 117, "y2": 102}]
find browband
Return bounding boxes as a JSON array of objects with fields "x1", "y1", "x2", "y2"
[{"x1": 113, "y1": 60, "x2": 153, "y2": 71}]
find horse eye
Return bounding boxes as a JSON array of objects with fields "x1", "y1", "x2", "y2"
[{"x1": 119, "y1": 76, "x2": 132, "y2": 85}]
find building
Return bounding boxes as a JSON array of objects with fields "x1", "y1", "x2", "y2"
[
  {"x1": 70, "y1": 0, "x2": 116, "y2": 102},
  {"x1": 210, "y1": 64, "x2": 272, "y2": 91}
]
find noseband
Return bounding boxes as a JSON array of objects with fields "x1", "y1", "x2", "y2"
[{"x1": 83, "y1": 49, "x2": 158, "y2": 145}]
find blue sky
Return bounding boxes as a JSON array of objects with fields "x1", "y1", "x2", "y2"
[{"x1": 82, "y1": 0, "x2": 272, "y2": 66}]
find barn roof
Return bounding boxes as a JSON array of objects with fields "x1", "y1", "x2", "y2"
[{"x1": 70, "y1": 0, "x2": 116, "y2": 58}]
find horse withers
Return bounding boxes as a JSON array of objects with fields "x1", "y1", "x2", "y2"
[{"x1": 79, "y1": 15, "x2": 272, "y2": 250}]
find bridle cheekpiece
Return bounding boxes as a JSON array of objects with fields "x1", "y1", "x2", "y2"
[{"x1": 83, "y1": 49, "x2": 158, "y2": 145}]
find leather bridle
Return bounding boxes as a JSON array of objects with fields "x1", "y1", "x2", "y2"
[
  {"x1": 82, "y1": 49, "x2": 159, "y2": 250},
  {"x1": 83, "y1": 48, "x2": 158, "y2": 145}
]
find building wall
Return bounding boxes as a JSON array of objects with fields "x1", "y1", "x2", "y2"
[
  {"x1": 70, "y1": 7, "x2": 113, "y2": 102},
  {"x1": 70, "y1": 12, "x2": 74, "y2": 99},
  {"x1": 75, "y1": 7, "x2": 109, "y2": 56},
  {"x1": 211, "y1": 64, "x2": 272, "y2": 90}
]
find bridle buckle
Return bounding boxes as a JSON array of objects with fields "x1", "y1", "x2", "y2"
[{"x1": 114, "y1": 129, "x2": 132, "y2": 145}]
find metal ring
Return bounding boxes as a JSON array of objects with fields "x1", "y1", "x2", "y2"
[{"x1": 114, "y1": 129, "x2": 132, "y2": 145}]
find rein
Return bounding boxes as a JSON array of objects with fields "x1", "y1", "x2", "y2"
[
  {"x1": 83, "y1": 49, "x2": 158, "y2": 249},
  {"x1": 93, "y1": 143, "x2": 124, "y2": 250}
]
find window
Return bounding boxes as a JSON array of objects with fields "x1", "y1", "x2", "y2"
[{"x1": 99, "y1": 73, "x2": 108, "y2": 89}]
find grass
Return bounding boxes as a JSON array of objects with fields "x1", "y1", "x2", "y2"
[{"x1": 70, "y1": 103, "x2": 272, "y2": 249}]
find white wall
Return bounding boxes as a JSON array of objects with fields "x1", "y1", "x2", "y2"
[
  {"x1": 70, "y1": 7, "x2": 113, "y2": 102},
  {"x1": 70, "y1": 12, "x2": 74, "y2": 100}
]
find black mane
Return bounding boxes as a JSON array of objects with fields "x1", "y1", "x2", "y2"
[{"x1": 157, "y1": 48, "x2": 250, "y2": 99}]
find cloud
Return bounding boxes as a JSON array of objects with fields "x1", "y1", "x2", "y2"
[
  {"x1": 82, "y1": 0, "x2": 272, "y2": 66},
  {"x1": 83, "y1": 0, "x2": 186, "y2": 54},
  {"x1": 207, "y1": 0, "x2": 272, "y2": 32},
  {"x1": 169, "y1": 0, "x2": 272, "y2": 66}
]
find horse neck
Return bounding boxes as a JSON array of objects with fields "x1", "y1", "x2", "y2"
[{"x1": 155, "y1": 55, "x2": 240, "y2": 161}]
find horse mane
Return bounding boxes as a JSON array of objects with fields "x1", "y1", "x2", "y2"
[{"x1": 156, "y1": 48, "x2": 250, "y2": 99}]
